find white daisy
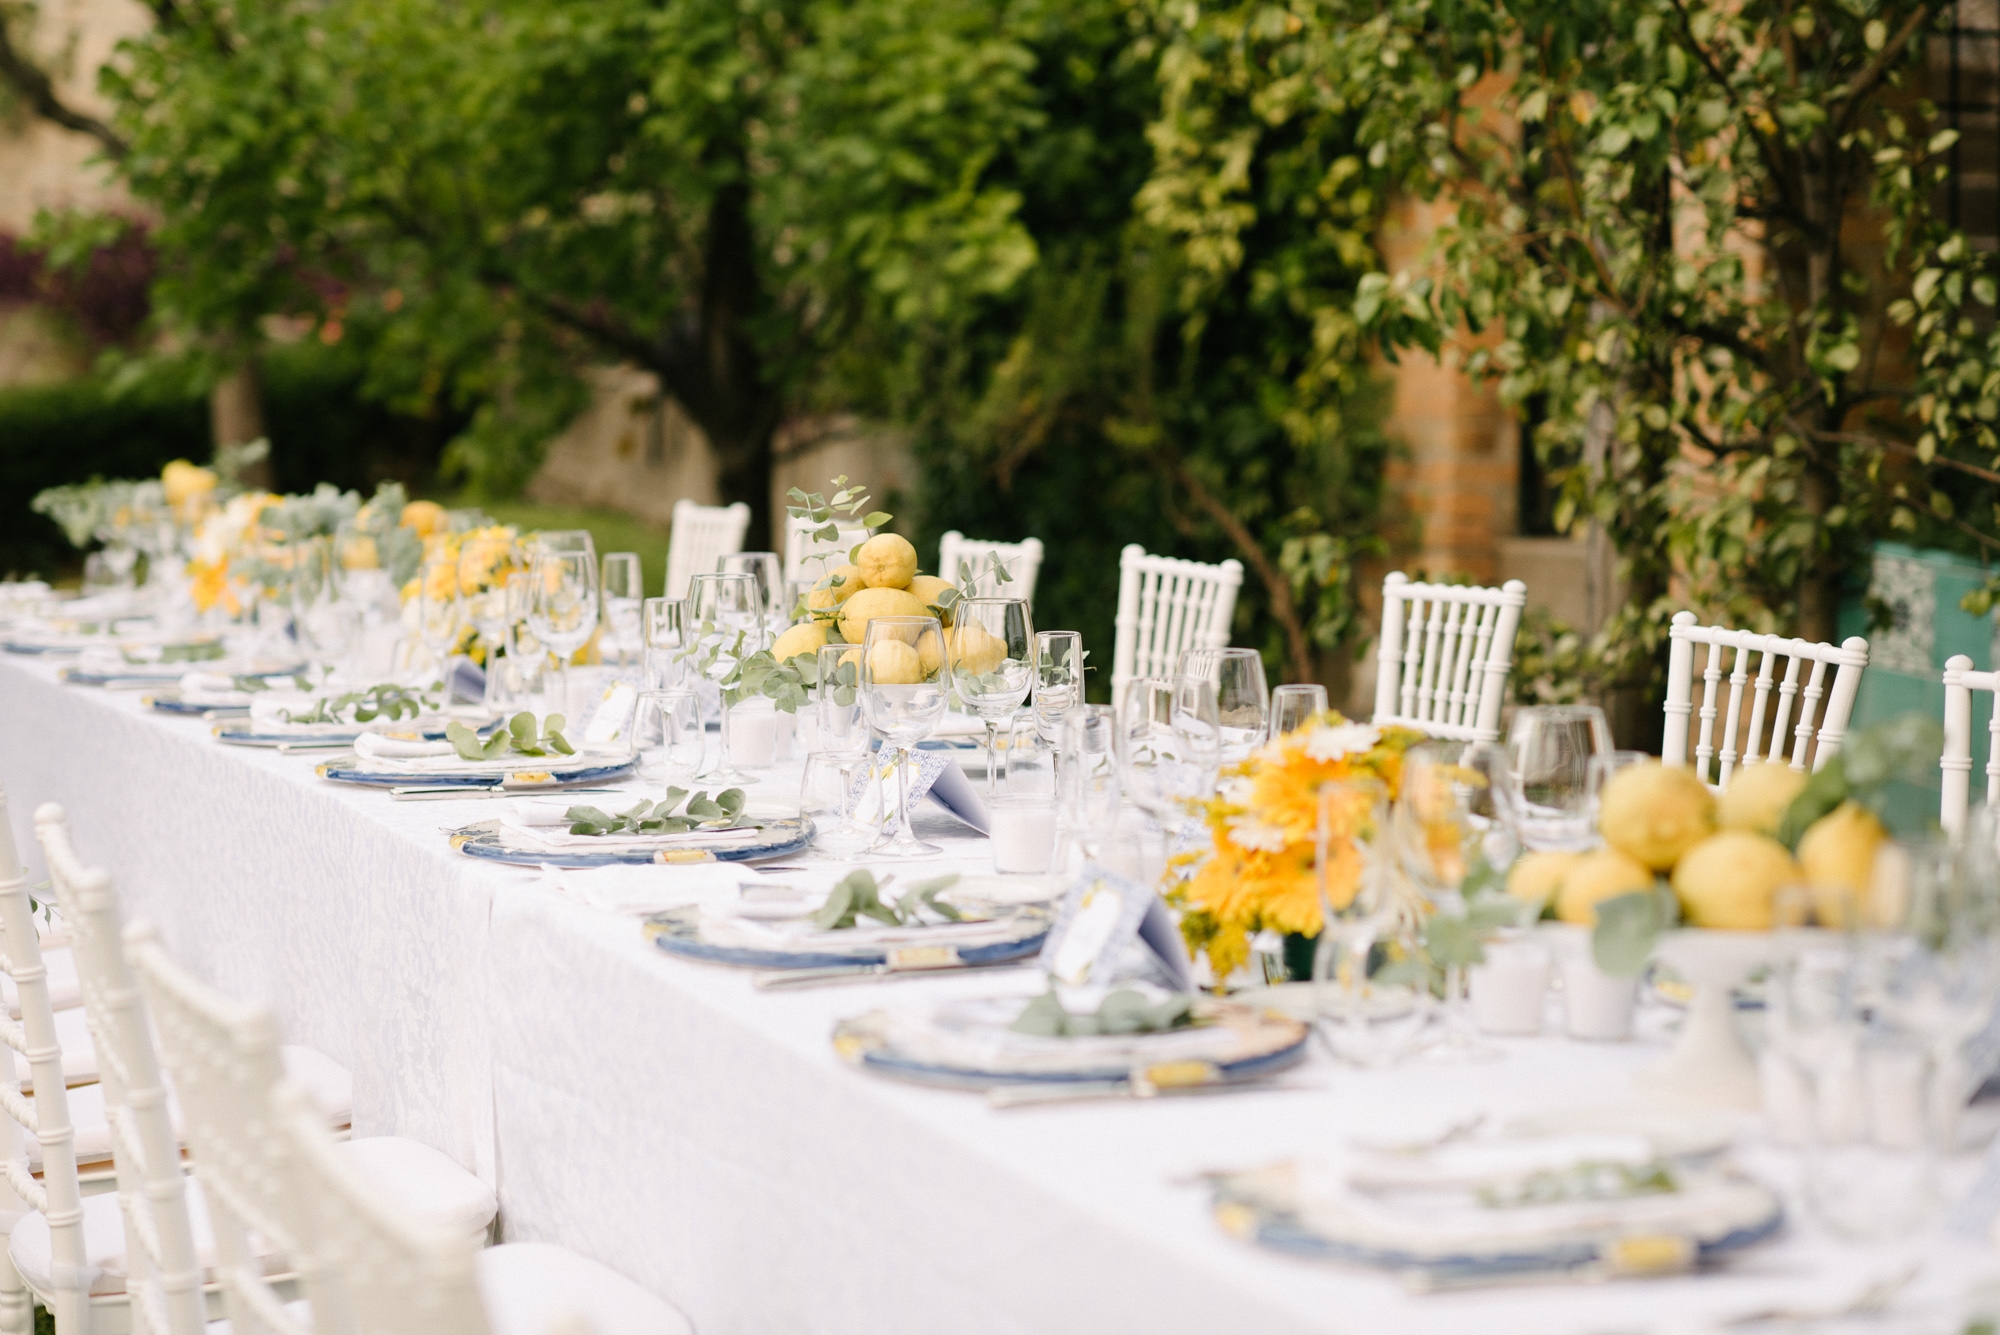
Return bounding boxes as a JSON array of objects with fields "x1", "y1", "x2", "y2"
[
  {"x1": 1226, "y1": 815, "x2": 1290, "y2": 853},
  {"x1": 1304, "y1": 722, "x2": 1381, "y2": 762}
]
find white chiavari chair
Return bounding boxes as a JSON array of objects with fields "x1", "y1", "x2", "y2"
[
  {"x1": 1371, "y1": 573, "x2": 1528, "y2": 744},
  {"x1": 1941, "y1": 654, "x2": 2000, "y2": 841},
  {"x1": 782, "y1": 512, "x2": 871, "y2": 586},
  {"x1": 1111, "y1": 545, "x2": 1243, "y2": 707},
  {"x1": 125, "y1": 924, "x2": 507, "y2": 1334},
  {"x1": 272, "y1": 1078, "x2": 691, "y2": 1335},
  {"x1": 1661, "y1": 612, "x2": 1870, "y2": 790},
  {"x1": 662, "y1": 501, "x2": 749, "y2": 600},
  {"x1": 0, "y1": 788, "x2": 86, "y2": 1335},
  {"x1": 935, "y1": 533, "x2": 1044, "y2": 606}
]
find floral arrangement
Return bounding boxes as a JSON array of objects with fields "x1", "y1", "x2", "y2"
[{"x1": 1174, "y1": 712, "x2": 1423, "y2": 979}]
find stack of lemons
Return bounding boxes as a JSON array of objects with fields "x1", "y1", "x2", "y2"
[
  {"x1": 768, "y1": 533, "x2": 1004, "y2": 685},
  {"x1": 1507, "y1": 759, "x2": 1888, "y2": 930}
]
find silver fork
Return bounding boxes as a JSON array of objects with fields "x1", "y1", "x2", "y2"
[{"x1": 1711, "y1": 1262, "x2": 1919, "y2": 1328}]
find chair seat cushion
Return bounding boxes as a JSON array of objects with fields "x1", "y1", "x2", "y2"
[
  {"x1": 336, "y1": 1137, "x2": 496, "y2": 1238},
  {"x1": 10, "y1": 1139, "x2": 495, "y2": 1297},
  {"x1": 476, "y1": 1244, "x2": 692, "y2": 1335}
]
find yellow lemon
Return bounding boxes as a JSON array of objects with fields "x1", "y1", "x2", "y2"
[
  {"x1": 401, "y1": 500, "x2": 447, "y2": 536},
  {"x1": 1796, "y1": 801, "x2": 1888, "y2": 923},
  {"x1": 1599, "y1": 762, "x2": 1716, "y2": 871},
  {"x1": 771, "y1": 621, "x2": 829, "y2": 666},
  {"x1": 837, "y1": 586, "x2": 929, "y2": 645},
  {"x1": 1555, "y1": 848, "x2": 1656, "y2": 925},
  {"x1": 1671, "y1": 830, "x2": 1799, "y2": 930},
  {"x1": 906, "y1": 574, "x2": 956, "y2": 623},
  {"x1": 1506, "y1": 850, "x2": 1579, "y2": 912},
  {"x1": 1718, "y1": 762, "x2": 1808, "y2": 836},
  {"x1": 867, "y1": 639, "x2": 924, "y2": 686},
  {"x1": 919, "y1": 634, "x2": 945, "y2": 675},
  {"x1": 807, "y1": 564, "x2": 866, "y2": 611},
  {"x1": 950, "y1": 622, "x2": 1008, "y2": 677},
  {"x1": 161, "y1": 459, "x2": 217, "y2": 518},
  {"x1": 855, "y1": 533, "x2": 919, "y2": 590}
]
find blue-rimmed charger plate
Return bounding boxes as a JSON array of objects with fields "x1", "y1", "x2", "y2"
[
  {"x1": 315, "y1": 755, "x2": 634, "y2": 788},
  {"x1": 453, "y1": 815, "x2": 815, "y2": 868},
  {"x1": 647, "y1": 903, "x2": 1050, "y2": 971},
  {"x1": 832, "y1": 996, "x2": 1304, "y2": 1089},
  {"x1": 1204, "y1": 1157, "x2": 1783, "y2": 1285}
]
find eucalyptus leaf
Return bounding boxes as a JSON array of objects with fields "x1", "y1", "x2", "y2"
[{"x1": 1591, "y1": 887, "x2": 1672, "y2": 976}]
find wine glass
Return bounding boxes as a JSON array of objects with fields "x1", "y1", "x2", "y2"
[
  {"x1": 783, "y1": 579, "x2": 817, "y2": 626},
  {"x1": 532, "y1": 529, "x2": 595, "y2": 557},
  {"x1": 291, "y1": 538, "x2": 361, "y2": 686},
  {"x1": 643, "y1": 597, "x2": 693, "y2": 691},
  {"x1": 415, "y1": 555, "x2": 463, "y2": 684},
  {"x1": 950, "y1": 597, "x2": 1034, "y2": 795},
  {"x1": 809, "y1": 643, "x2": 874, "y2": 857},
  {"x1": 1033, "y1": 630, "x2": 1084, "y2": 782},
  {"x1": 688, "y1": 572, "x2": 765, "y2": 784},
  {"x1": 1053, "y1": 704, "x2": 1121, "y2": 871},
  {"x1": 1314, "y1": 776, "x2": 1426, "y2": 1066},
  {"x1": 634, "y1": 688, "x2": 705, "y2": 790},
  {"x1": 1506, "y1": 704, "x2": 1613, "y2": 851},
  {"x1": 1120, "y1": 675, "x2": 1221, "y2": 847},
  {"x1": 502, "y1": 571, "x2": 546, "y2": 713},
  {"x1": 600, "y1": 553, "x2": 645, "y2": 667},
  {"x1": 1178, "y1": 647, "x2": 1269, "y2": 763},
  {"x1": 860, "y1": 616, "x2": 950, "y2": 858},
  {"x1": 720, "y1": 552, "x2": 784, "y2": 633},
  {"x1": 1396, "y1": 743, "x2": 1499, "y2": 1061},
  {"x1": 1269, "y1": 683, "x2": 1328, "y2": 740},
  {"x1": 525, "y1": 548, "x2": 599, "y2": 721}
]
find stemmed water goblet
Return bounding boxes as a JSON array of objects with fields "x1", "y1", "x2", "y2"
[
  {"x1": 805, "y1": 643, "x2": 874, "y2": 858},
  {"x1": 688, "y1": 572, "x2": 765, "y2": 784},
  {"x1": 642, "y1": 598, "x2": 693, "y2": 691},
  {"x1": 1178, "y1": 647, "x2": 1269, "y2": 764},
  {"x1": 860, "y1": 616, "x2": 950, "y2": 858},
  {"x1": 1119, "y1": 675, "x2": 1221, "y2": 855},
  {"x1": 1396, "y1": 743, "x2": 1500, "y2": 1061},
  {"x1": 950, "y1": 597, "x2": 1034, "y2": 795},
  {"x1": 1314, "y1": 776, "x2": 1426, "y2": 1066},
  {"x1": 502, "y1": 571, "x2": 547, "y2": 712},
  {"x1": 634, "y1": 688, "x2": 706, "y2": 791},
  {"x1": 525, "y1": 547, "x2": 599, "y2": 721},
  {"x1": 720, "y1": 552, "x2": 784, "y2": 634},
  {"x1": 291, "y1": 537, "x2": 361, "y2": 687},
  {"x1": 415, "y1": 554, "x2": 463, "y2": 685},
  {"x1": 600, "y1": 553, "x2": 645, "y2": 668},
  {"x1": 1268, "y1": 683, "x2": 1328, "y2": 740},
  {"x1": 1506, "y1": 704, "x2": 1612, "y2": 851},
  {"x1": 1032, "y1": 630, "x2": 1084, "y2": 780}
]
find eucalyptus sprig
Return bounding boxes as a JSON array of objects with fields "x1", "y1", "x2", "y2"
[
  {"x1": 565, "y1": 787, "x2": 747, "y2": 836},
  {"x1": 811, "y1": 871, "x2": 961, "y2": 931},
  {"x1": 281, "y1": 682, "x2": 440, "y2": 725},
  {"x1": 445, "y1": 712, "x2": 573, "y2": 761},
  {"x1": 126, "y1": 641, "x2": 225, "y2": 665},
  {"x1": 927, "y1": 552, "x2": 1015, "y2": 625},
  {"x1": 676, "y1": 623, "x2": 812, "y2": 714},
  {"x1": 1475, "y1": 1159, "x2": 1678, "y2": 1210},
  {"x1": 784, "y1": 473, "x2": 892, "y2": 566},
  {"x1": 1009, "y1": 987, "x2": 1197, "y2": 1038}
]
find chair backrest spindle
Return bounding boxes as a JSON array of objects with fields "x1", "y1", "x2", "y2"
[
  {"x1": 1371, "y1": 573, "x2": 1527, "y2": 743},
  {"x1": 1661, "y1": 612, "x2": 1869, "y2": 788},
  {"x1": 1110, "y1": 545, "x2": 1243, "y2": 707},
  {"x1": 663, "y1": 501, "x2": 750, "y2": 600},
  {"x1": 935, "y1": 533, "x2": 1044, "y2": 607}
]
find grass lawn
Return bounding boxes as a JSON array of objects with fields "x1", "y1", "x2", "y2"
[{"x1": 465, "y1": 498, "x2": 675, "y2": 598}]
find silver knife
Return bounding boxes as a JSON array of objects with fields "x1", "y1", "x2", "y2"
[
  {"x1": 753, "y1": 959, "x2": 1031, "y2": 991},
  {"x1": 389, "y1": 785, "x2": 627, "y2": 802}
]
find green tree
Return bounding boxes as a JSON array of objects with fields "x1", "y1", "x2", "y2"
[{"x1": 1287, "y1": 0, "x2": 1992, "y2": 711}]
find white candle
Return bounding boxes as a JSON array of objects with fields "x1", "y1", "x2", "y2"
[
  {"x1": 730, "y1": 699, "x2": 777, "y2": 769},
  {"x1": 1561, "y1": 952, "x2": 1639, "y2": 1041},
  {"x1": 1469, "y1": 938, "x2": 1551, "y2": 1035},
  {"x1": 989, "y1": 798, "x2": 1058, "y2": 874}
]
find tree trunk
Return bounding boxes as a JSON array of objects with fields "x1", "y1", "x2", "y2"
[
  {"x1": 647, "y1": 178, "x2": 782, "y2": 551},
  {"x1": 209, "y1": 358, "x2": 271, "y2": 489},
  {"x1": 1796, "y1": 459, "x2": 1842, "y2": 646}
]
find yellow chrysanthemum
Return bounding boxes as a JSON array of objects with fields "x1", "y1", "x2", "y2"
[{"x1": 188, "y1": 558, "x2": 238, "y2": 615}]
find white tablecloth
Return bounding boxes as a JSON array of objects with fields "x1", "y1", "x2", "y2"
[{"x1": 2, "y1": 653, "x2": 1996, "y2": 1333}]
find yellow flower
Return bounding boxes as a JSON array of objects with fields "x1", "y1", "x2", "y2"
[
  {"x1": 340, "y1": 535, "x2": 381, "y2": 570},
  {"x1": 401, "y1": 500, "x2": 447, "y2": 537},
  {"x1": 1175, "y1": 711, "x2": 1422, "y2": 979},
  {"x1": 188, "y1": 557, "x2": 238, "y2": 616}
]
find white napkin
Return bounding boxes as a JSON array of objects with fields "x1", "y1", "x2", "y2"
[
  {"x1": 176, "y1": 671, "x2": 253, "y2": 707},
  {"x1": 248, "y1": 692, "x2": 350, "y2": 732},
  {"x1": 353, "y1": 733, "x2": 455, "y2": 760},
  {"x1": 497, "y1": 817, "x2": 765, "y2": 853},
  {"x1": 549, "y1": 863, "x2": 758, "y2": 915}
]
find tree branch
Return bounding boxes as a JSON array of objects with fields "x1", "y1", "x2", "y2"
[
  {"x1": 1835, "y1": 4, "x2": 1936, "y2": 132},
  {"x1": 0, "y1": 12, "x2": 126, "y2": 158}
]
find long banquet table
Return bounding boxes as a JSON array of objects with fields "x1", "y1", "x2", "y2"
[{"x1": 1, "y1": 651, "x2": 1995, "y2": 1334}]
